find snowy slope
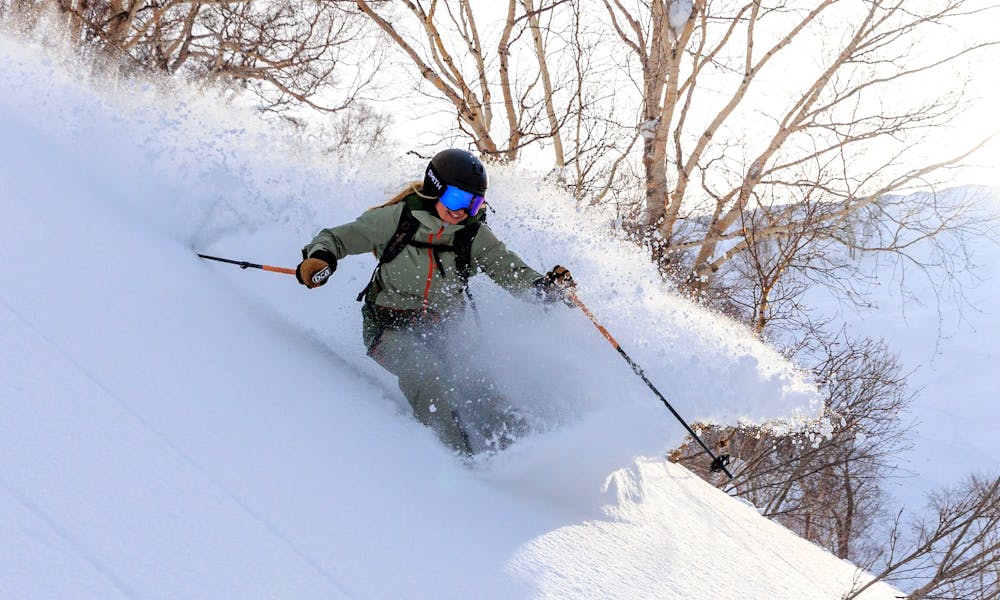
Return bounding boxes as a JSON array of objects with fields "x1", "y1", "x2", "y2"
[
  {"x1": 806, "y1": 186, "x2": 1000, "y2": 506},
  {"x1": 0, "y1": 34, "x2": 900, "y2": 598}
]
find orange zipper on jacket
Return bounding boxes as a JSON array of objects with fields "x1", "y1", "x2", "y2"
[{"x1": 421, "y1": 227, "x2": 444, "y2": 314}]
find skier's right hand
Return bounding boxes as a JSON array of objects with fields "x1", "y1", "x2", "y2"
[
  {"x1": 535, "y1": 265, "x2": 576, "y2": 305},
  {"x1": 296, "y1": 250, "x2": 337, "y2": 288}
]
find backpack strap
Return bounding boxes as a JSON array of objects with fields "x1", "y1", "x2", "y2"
[
  {"x1": 356, "y1": 197, "x2": 483, "y2": 303},
  {"x1": 452, "y1": 220, "x2": 481, "y2": 283},
  {"x1": 356, "y1": 203, "x2": 421, "y2": 302}
]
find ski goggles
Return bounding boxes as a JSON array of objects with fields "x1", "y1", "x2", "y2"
[{"x1": 440, "y1": 185, "x2": 486, "y2": 216}]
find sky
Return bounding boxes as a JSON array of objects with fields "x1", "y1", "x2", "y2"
[
  {"x1": 0, "y1": 31, "x2": 917, "y2": 599},
  {"x1": 942, "y1": 1, "x2": 1000, "y2": 186}
]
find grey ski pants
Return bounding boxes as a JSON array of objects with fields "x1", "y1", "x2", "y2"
[
  {"x1": 369, "y1": 324, "x2": 474, "y2": 454},
  {"x1": 363, "y1": 306, "x2": 525, "y2": 455}
]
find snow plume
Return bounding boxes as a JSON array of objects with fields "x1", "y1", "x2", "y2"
[
  {"x1": 0, "y1": 31, "x2": 819, "y2": 444},
  {"x1": 0, "y1": 32, "x2": 903, "y2": 599}
]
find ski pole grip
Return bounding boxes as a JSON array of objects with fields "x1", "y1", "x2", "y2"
[{"x1": 262, "y1": 265, "x2": 297, "y2": 275}]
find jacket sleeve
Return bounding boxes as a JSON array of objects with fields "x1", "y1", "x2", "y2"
[
  {"x1": 302, "y1": 203, "x2": 403, "y2": 260},
  {"x1": 472, "y1": 223, "x2": 545, "y2": 297}
]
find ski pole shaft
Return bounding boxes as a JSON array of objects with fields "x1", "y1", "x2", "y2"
[
  {"x1": 567, "y1": 291, "x2": 734, "y2": 480},
  {"x1": 197, "y1": 253, "x2": 296, "y2": 275}
]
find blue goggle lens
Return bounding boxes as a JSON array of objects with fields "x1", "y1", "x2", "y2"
[{"x1": 440, "y1": 186, "x2": 485, "y2": 216}]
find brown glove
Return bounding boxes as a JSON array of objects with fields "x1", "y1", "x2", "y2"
[
  {"x1": 535, "y1": 264, "x2": 576, "y2": 304},
  {"x1": 546, "y1": 265, "x2": 575, "y2": 288},
  {"x1": 296, "y1": 249, "x2": 337, "y2": 289}
]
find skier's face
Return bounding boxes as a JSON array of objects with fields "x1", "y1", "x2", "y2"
[{"x1": 435, "y1": 201, "x2": 468, "y2": 225}]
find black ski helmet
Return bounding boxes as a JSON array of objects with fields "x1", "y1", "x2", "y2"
[{"x1": 423, "y1": 149, "x2": 488, "y2": 197}]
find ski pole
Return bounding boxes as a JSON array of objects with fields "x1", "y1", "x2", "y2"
[
  {"x1": 566, "y1": 291, "x2": 734, "y2": 480},
  {"x1": 197, "y1": 253, "x2": 296, "y2": 276}
]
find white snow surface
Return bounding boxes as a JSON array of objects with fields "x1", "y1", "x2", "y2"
[
  {"x1": 806, "y1": 187, "x2": 1000, "y2": 507},
  {"x1": 0, "y1": 34, "x2": 901, "y2": 598}
]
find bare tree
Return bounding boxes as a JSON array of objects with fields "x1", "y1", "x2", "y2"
[
  {"x1": 672, "y1": 334, "x2": 913, "y2": 565},
  {"x1": 846, "y1": 475, "x2": 1000, "y2": 600},
  {"x1": 600, "y1": 0, "x2": 697, "y2": 234},
  {"x1": 191, "y1": 0, "x2": 381, "y2": 115},
  {"x1": 674, "y1": 332, "x2": 999, "y2": 599},
  {"x1": 351, "y1": 0, "x2": 631, "y2": 173},
  {"x1": 352, "y1": 1, "x2": 999, "y2": 332},
  {"x1": 4, "y1": 0, "x2": 381, "y2": 117},
  {"x1": 710, "y1": 194, "x2": 839, "y2": 336},
  {"x1": 599, "y1": 1, "x2": 1000, "y2": 295}
]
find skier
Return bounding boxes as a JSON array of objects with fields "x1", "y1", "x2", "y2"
[{"x1": 295, "y1": 149, "x2": 575, "y2": 455}]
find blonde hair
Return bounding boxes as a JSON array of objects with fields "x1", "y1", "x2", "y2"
[{"x1": 370, "y1": 181, "x2": 437, "y2": 211}]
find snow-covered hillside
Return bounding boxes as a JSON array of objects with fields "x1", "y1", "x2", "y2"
[
  {"x1": 808, "y1": 186, "x2": 1000, "y2": 507},
  {"x1": 0, "y1": 34, "x2": 902, "y2": 598}
]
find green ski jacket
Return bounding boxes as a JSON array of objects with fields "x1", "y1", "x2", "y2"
[{"x1": 303, "y1": 195, "x2": 543, "y2": 315}]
